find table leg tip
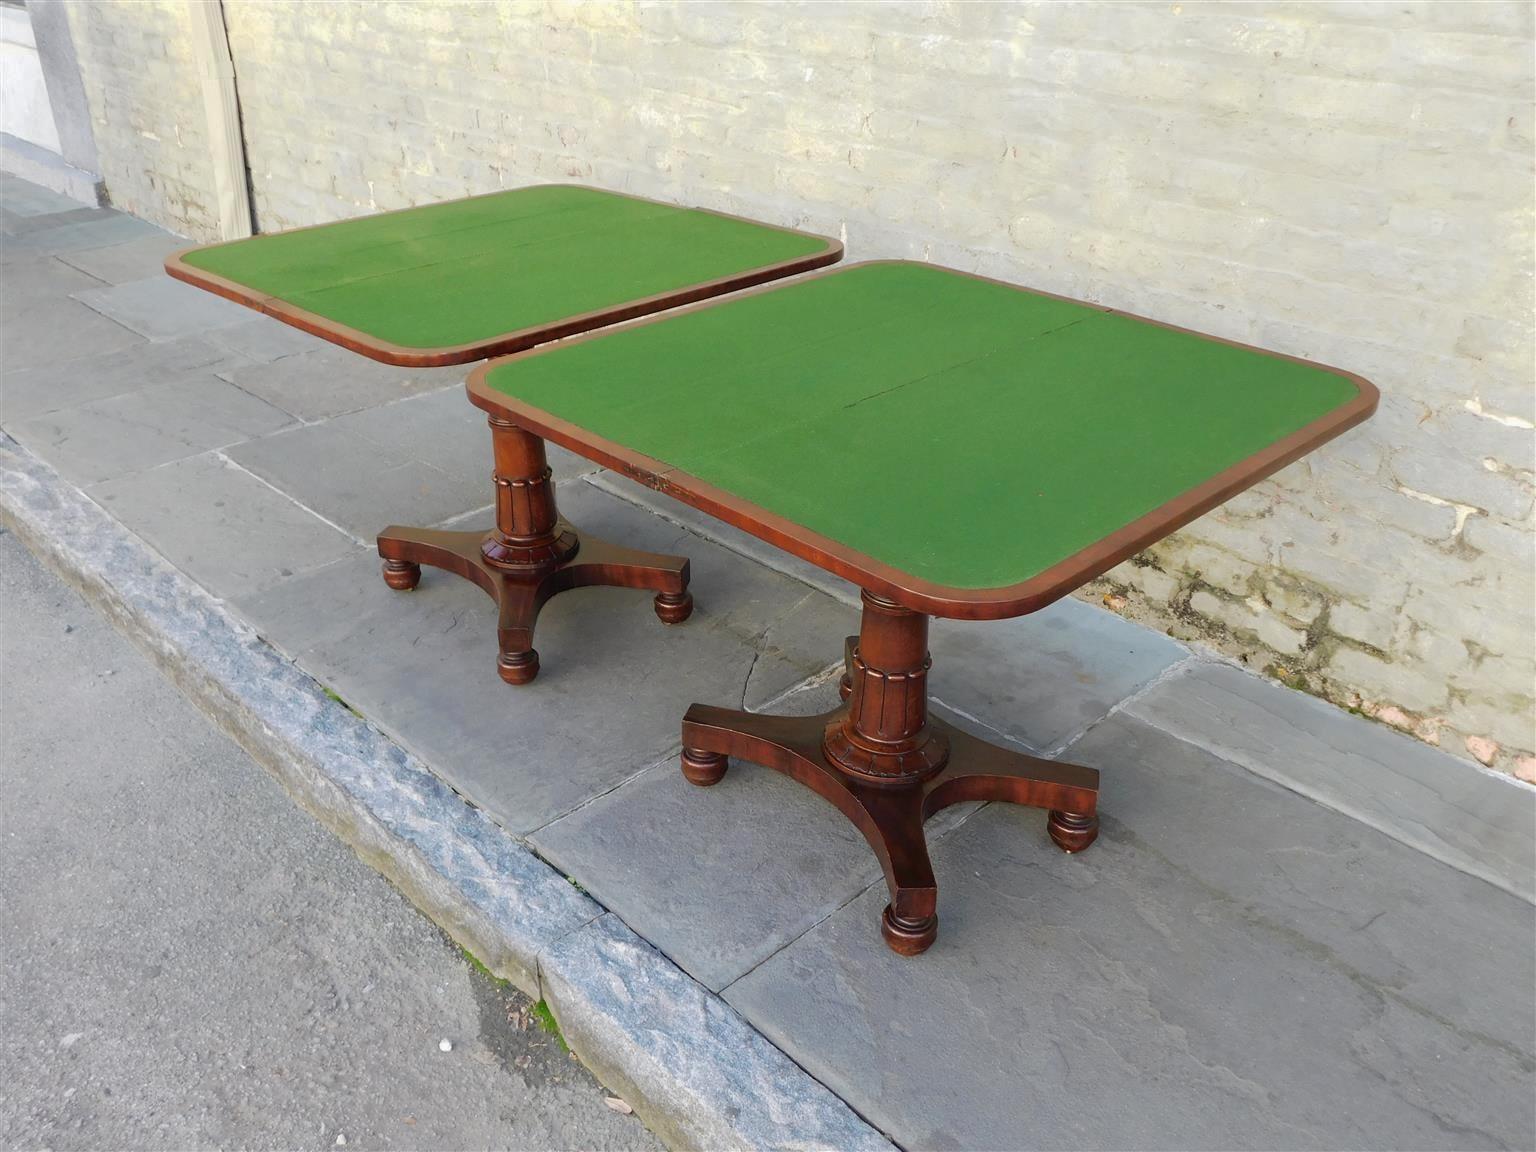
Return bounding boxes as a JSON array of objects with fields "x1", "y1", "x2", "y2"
[
  {"x1": 881, "y1": 906, "x2": 938, "y2": 955},
  {"x1": 381, "y1": 559, "x2": 421, "y2": 591},
  {"x1": 498, "y1": 649, "x2": 540, "y2": 685},
  {"x1": 654, "y1": 590, "x2": 694, "y2": 624},
  {"x1": 1048, "y1": 810, "x2": 1099, "y2": 853},
  {"x1": 681, "y1": 747, "x2": 727, "y2": 786}
]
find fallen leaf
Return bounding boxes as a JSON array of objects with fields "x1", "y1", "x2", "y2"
[{"x1": 604, "y1": 1097, "x2": 634, "y2": 1115}]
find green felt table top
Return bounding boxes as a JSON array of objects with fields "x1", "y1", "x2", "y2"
[
  {"x1": 478, "y1": 262, "x2": 1372, "y2": 602},
  {"x1": 175, "y1": 185, "x2": 834, "y2": 355}
]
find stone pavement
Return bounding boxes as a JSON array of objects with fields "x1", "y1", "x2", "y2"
[
  {"x1": 3, "y1": 173, "x2": 1533, "y2": 1150},
  {"x1": 0, "y1": 525, "x2": 659, "y2": 1152}
]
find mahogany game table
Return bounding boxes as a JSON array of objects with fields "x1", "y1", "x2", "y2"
[
  {"x1": 167, "y1": 185, "x2": 841, "y2": 681},
  {"x1": 469, "y1": 261, "x2": 1379, "y2": 954}
]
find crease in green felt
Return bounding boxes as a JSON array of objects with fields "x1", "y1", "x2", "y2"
[
  {"x1": 484, "y1": 262, "x2": 1362, "y2": 591},
  {"x1": 180, "y1": 185, "x2": 828, "y2": 349}
]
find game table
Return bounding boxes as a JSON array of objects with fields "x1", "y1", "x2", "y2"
[
  {"x1": 167, "y1": 184, "x2": 841, "y2": 681},
  {"x1": 468, "y1": 260, "x2": 1378, "y2": 954}
]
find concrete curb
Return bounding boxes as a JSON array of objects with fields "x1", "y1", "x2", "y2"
[{"x1": 0, "y1": 434, "x2": 893, "y2": 1152}]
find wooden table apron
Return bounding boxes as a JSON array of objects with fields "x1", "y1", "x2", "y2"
[
  {"x1": 468, "y1": 260, "x2": 1380, "y2": 955},
  {"x1": 164, "y1": 184, "x2": 842, "y2": 685}
]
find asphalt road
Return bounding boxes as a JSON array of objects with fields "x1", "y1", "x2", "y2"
[{"x1": 0, "y1": 527, "x2": 662, "y2": 1151}]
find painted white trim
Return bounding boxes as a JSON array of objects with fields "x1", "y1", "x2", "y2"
[
  {"x1": 0, "y1": 6, "x2": 61, "y2": 154},
  {"x1": 186, "y1": 0, "x2": 251, "y2": 240}
]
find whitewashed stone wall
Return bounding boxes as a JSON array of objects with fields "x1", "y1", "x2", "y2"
[
  {"x1": 67, "y1": 1, "x2": 1536, "y2": 775},
  {"x1": 63, "y1": 0, "x2": 217, "y2": 236}
]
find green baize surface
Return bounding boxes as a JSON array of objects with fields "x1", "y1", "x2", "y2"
[
  {"x1": 180, "y1": 185, "x2": 829, "y2": 350},
  {"x1": 483, "y1": 262, "x2": 1362, "y2": 593}
]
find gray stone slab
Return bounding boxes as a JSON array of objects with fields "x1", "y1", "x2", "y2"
[
  {"x1": 727, "y1": 712, "x2": 1536, "y2": 1152},
  {"x1": 221, "y1": 386, "x2": 602, "y2": 540},
  {"x1": 207, "y1": 316, "x2": 333, "y2": 364},
  {"x1": 0, "y1": 212, "x2": 160, "y2": 263},
  {"x1": 929, "y1": 600, "x2": 1188, "y2": 754},
  {"x1": 73, "y1": 274, "x2": 253, "y2": 340},
  {"x1": 217, "y1": 344, "x2": 463, "y2": 421},
  {"x1": 0, "y1": 252, "x2": 101, "y2": 309},
  {"x1": 89, "y1": 453, "x2": 360, "y2": 599},
  {"x1": 225, "y1": 419, "x2": 488, "y2": 540},
  {"x1": 1124, "y1": 660, "x2": 1536, "y2": 902},
  {"x1": 1, "y1": 336, "x2": 239, "y2": 424},
  {"x1": 233, "y1": 482, "x2": 851, "y2": 835},
  {"x1": 11, "y1": 376, "x2": 293, "y2": 484},
  {"x1": 332, "y1": 384, "x2": 555, "y2": 479},
  {"x1": 0, "y1": 175, "x2": 81, "y2": 216},
  {"x1": 540, "y1": 914, "x2": 893, "y2": 1152},
  {"x1": 0, "y1": 203, "x2": 115, "y2": 236},
  {"x1": 533, "y1": 680, "x2": 899, "y2": 992},
  {"x1": 55, "y1": 233, "x2": 184, "y2": 285},
  {"x1": 0, "y1": 293, "x2": 141, "y2": 373}
]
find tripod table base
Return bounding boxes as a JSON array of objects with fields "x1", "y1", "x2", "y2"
[
  {"x1": 681, "y1": 607, "x2": 1099, "y2": 956},
  {"x1": 378, "y1": 523, "x2": 691, "y2": 685}
]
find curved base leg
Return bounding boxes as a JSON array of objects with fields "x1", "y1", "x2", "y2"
[
  {"x1": 680, "y1": 702, "x2": 1100, "y2": 955},
  {"x1": 921, "y1": 724, "x2": 1099, "y2": 841},
  {"x1": 377, "y1": 523, "x2": 692, "y2": 685},
  {"x1": 550, "y1": 535, "x2": 693, "y2": 625}
]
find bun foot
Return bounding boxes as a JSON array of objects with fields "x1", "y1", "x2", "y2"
[
  {"x1": 654, "y1": 590, "x2": 694, "y2": 624},
  {"x1": 498, "y1": 649, "x2": 540, "y2": 685},
  {"x1": 681, "y1": 747, "x2": 728, "y2": 786},
  {"x1": 1048, "y1": 809, "x2": 1099, "y2": 853},
  {"x1": 382, "y1": 559, "x2": 421, "y2": 591},
  {"x1": 881, "y1": 906, "x2": 938, "y2": 955}
]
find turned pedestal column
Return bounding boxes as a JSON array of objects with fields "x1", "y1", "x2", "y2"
[
  {"x1": 681, "y1": 591, "x2": 1100, "y2": 954},
  {"x1": 378, "y1": 415, "x2": 693, "y2": 684}
]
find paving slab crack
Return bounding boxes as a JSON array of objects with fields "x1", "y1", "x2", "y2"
[
  {"x1": 1046, "y1": 650, "x2": 1198, "y2": 758},
  {"x1": 214, "y1": 449, "x2": 370, "y2": 548}
]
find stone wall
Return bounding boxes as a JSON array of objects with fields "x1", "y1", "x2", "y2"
[
  {"x1": 65, "y1": 1, "x2": 1536, "y2": 774},
  {"x1": 63, "y1": 0, "x2": 218, "y2": 237}
]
